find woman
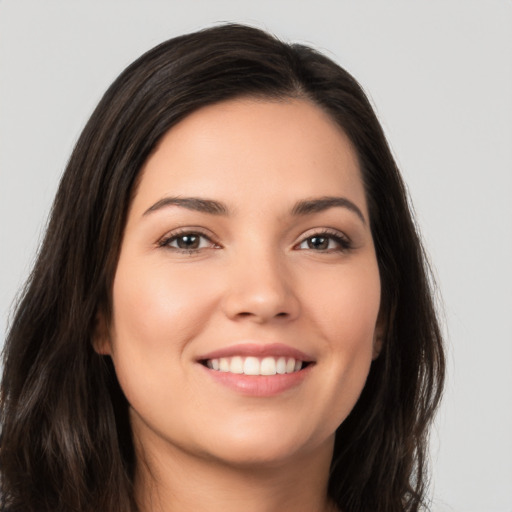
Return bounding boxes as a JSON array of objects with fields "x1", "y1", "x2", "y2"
[{"x1": 0, "y1": 24, "x2": 444, "y2": 512}]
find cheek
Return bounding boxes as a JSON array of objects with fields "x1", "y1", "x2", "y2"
[
  {"x1": 299, "y1": 259, "x2": 381, "y2": 427},
  {"x1": 110, "y1": 260, "x2": 212, "y2": 351},
  {"x1": 106, "y1": 261, "x2": 219, "y2": 411},
  {"x1": 304, "y1": 258, "x2": 381, "y2": 348},
  {"x1": 107, "y1": 260, "x2": 212, "y2": 419}
]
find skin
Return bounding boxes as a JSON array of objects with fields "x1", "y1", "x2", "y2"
[{"x1": 96, "y1": 97, "x2": 382, "y2": 512}]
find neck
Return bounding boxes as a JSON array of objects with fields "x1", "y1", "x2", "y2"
[{"x1": 134, "y1": 430, "x2": 337, "y2": 512}]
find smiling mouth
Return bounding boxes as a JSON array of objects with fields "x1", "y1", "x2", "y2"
[{"x1": 200, "y1": 356, "x2": 312, "y2": 376}]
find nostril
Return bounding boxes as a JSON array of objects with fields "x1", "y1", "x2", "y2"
[{"x1": 223, "y1": 287, "x2": 300, "y2": 322}]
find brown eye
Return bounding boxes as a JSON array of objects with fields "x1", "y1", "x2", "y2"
[
  {"x1": 296, "y1": 231, "x2": 351, "y2": 252},
  {"x1": 175, "y1": 234, "x2": 201, "y2": 249},
  {"x1": 160, "y1": 231, "x2": 218, "y2": 252},
  {"x1": 307, "y1": 236, "x2": 330, "y2": 250}
]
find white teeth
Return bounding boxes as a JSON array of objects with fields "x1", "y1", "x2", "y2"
[
  {"x1": 230, "y1": 356, "x2": 244, "y2": 374},
  {"x1": 260, "y1": 357, "x2": 277, "y2": 375},
  {"x1": 243, "y1": 357, "x2": 260, "y2": 375},
  {"x1": 276, "y1": 357, "x2": 287, "y2": 374},
  {"x1": 206, "y1": 356, "x2": 305, "y2": 376}
]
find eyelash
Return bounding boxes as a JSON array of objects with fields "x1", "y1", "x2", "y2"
[
  {"x1": 158, "y1": 228, "x2": 352, "y2": 254},
  {"x1": 294, "y1": 229, "x2": 352, "y2": 252},
  {"x1": 158, "y1": 229, "x2": 219, "y2": 253}
]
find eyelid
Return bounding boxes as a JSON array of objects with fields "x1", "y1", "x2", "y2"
[
  {"x1": 157, "y1": 227, "x2": 221, "y2": 251},
  {"x1": 294, "y1": 228, "x2": 352, "y2": 251},
  {"x1": 156, "y1": 226, "x2": 352, "y2": 253}
]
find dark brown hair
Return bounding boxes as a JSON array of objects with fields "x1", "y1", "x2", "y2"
[{"x1": 0, "y1": 24, "x2": 444, "y2": 512}]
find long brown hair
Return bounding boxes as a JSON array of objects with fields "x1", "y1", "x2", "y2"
[{"x1": 1, "y1": 24, "x2": 444, "y2": 512}]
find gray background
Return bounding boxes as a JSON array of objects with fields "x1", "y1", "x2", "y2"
[{"x1": 1, "y1": 1, "x2": 511, "y2": 510}]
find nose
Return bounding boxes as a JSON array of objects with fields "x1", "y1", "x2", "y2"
[{"x1": 221, "y1": 250, "x2": 301, "y2": 324}]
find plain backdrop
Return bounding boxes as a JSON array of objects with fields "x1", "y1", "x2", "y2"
[{"x1": 1, "y1": 1, "x2": 511, "y2": 511}]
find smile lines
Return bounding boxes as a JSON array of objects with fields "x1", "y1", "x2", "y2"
[{"x1": 204, "y1": 356, "x2": 305, "y2": 376}]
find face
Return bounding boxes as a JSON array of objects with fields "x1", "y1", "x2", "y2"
[{"x1": 97, "y1": 98, "x2": 382, "y2": 469}]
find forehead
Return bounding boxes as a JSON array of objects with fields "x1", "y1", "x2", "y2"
[{"x1": 131, "y1": 97, "x2": 367, "y2": 218}]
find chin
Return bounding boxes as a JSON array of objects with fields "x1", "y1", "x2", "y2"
[
  {"x1": 206, "y1": 442, "x2": 309, "y2": 469},
  {"x1": 198, "y1": 421, "x2": 332, "y2": 469}
]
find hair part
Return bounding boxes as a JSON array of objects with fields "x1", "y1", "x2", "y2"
[{"x1": 1, "y1": 23, "x2": 444, "y2": 512}]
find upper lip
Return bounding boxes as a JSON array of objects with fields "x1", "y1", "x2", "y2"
[{"x1": 197, "y1": 343, "x2": 315, "y2": 362}]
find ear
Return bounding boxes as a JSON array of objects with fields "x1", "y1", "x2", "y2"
[
  {"x1": 92, "y1": 311, "x2": 112, "y2": 356},
  {"x1": 372, "y1": 330, "x2": 383, "y2": 360},
  {"x1": 372, "y1": 312, "x2": 386, "y2": 360}
]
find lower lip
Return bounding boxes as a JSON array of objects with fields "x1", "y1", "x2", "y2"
[{"x1": 200, "y1": 364, "x2": 313, "y2": 397}]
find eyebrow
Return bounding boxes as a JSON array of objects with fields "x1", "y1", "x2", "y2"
[
  {"x1": 143, "y1": 195, "x2": 365, "y2": 224},
  {"x1": 291, "y1": 196, "x2": 366, "y2": 224},
  {"x1": 143, "y1": 197, "x2": 229, "y2": 216}
]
